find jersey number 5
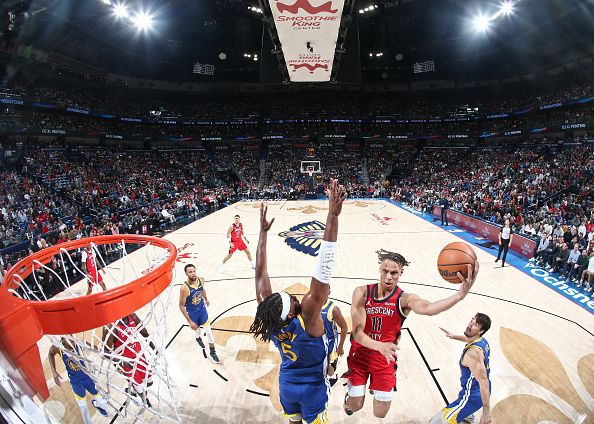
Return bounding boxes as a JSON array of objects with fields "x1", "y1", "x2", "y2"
[{"x1": 280, "y1": 342, "x2": 297, "y2": 362}]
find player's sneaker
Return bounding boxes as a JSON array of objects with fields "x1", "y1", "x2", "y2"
[
  {"x1": 461, "y1": 414, "x2": 476, "y2": 424},
  {"x1": 343, "y1": 394, "x2": 353, "y2": 416},
  {"x1": 209, "y1": 348, "x2": 220, "y2": 364},
  {"x1": 196, "y1": 336, "x2": 206, "y2": 349},
  {"x1": 250, "y1": 262, "x2": 255, "y2": 270},
  {"x1": 218, "y1": 265, "x2": 225, "y2": 274},
  {"x1": 91, "y1": 399, "x2": 109, "y2": 417}
]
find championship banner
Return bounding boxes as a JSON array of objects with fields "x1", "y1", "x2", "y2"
[{"x1": 267, "y1": 0, "x2": 345, "y2": 82}]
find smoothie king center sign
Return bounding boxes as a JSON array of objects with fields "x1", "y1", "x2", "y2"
[{"x1": 268, "y1": 0, "x2": 345, "y2": 82}]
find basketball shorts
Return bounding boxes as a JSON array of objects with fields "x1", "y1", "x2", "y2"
[
  {"x1": 87, "y1": 269, "x2": 103, "y2": 286},
  {"x1": 188, "y1": 305, "x2": 209, "y2": 327},
  {"x1": 70, "y1": 375, "x2": 98, "y2": 399},
  {"x1": 229, "y1": 239, "x2": 247, "y2": 254},
  {"x1": 346, "y1": 347, "x2": 397, "y2": 393},
  {"x1": 439, "y1": 391, "x2": 483, "y2": 423},
  {"x1": 120, "y1": 355, "x2": 153, "y2": 392},
  {"x1": 279, "y1": 377, "x2": 329, "y2": 424},
  {"x1": 328, "y1": 338, "x2": 338, "y2": 369}
]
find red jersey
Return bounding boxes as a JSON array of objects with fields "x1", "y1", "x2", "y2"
[
  {"x1": 114, "y1": 317, "x2": 142, "y2": 359},
  {"x1": 231, "y1": 223, "x2": 244, "y2": 243},
  {"x1": 351, "y1": 284, "x2": 406, "y2": 351},
  {"x1": 82, "y1": 248, "x2": 102, "y2": 283}
]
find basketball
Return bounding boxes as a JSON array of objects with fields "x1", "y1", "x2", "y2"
[{"x1": 437, "y1": 242, "x2": 477, "y2": 284}]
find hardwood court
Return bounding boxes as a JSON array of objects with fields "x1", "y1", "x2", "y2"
[{"x1": 38, "y1": 200, "x2": 594, "y2": 423}]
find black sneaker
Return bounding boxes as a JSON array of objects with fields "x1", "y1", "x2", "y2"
[
  {"x1": 209, "y1": 349, "x2": 220, "y2": 364},
  {"x1": 196, "y1": 336, "x2": 205, "y2": 349}
]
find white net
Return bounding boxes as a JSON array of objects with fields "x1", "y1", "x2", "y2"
[{"x1": 9, "y1": 238, "x2": 179, "y2": 423}]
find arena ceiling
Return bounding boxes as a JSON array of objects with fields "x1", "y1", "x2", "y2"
[{"x1": 3, "y1": 0, "x2": 594, "y2": 83}]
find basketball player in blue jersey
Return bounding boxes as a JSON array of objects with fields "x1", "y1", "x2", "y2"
[
  {"x1": 179, "y1": 264, "x2": 220, "y2": 364},
  {"x1": 430, "y1": 313, "x2": 492, "y2": 424},
  {"x1": 321, "y1": 293, "x2": 348, "y2": 386},
  {"x1": 250, "y1": 179, "x2": 347, "y2": 424},
  {"x1": 48, "y1": 337, "x2": 109, "y2": 424}
]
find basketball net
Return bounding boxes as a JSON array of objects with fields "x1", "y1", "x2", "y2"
[{"x1": 2, "y1": 237, "x2": 179, "y2": 423}]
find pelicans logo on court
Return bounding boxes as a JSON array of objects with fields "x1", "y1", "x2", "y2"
[{"x1": 278, "y1": 220, "x2": 325, "y2": 256}]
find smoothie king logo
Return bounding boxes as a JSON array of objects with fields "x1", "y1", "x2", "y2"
[
  {"x1": 274, "y1": 0, "x2": 339, "y2": 29},
  {"x1": 275, "y1": 0, "x2": 337, "y2": 14},
  {"x1": 289, "y1": 63, "x2": 328, "y2": 73}
]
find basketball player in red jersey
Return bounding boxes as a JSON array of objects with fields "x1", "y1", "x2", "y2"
[
  {"x1": 220, "y1": 214, "x2": 255, "y2": 272},
  {"x1": 82, "y1": 245, "x2": 107, "y2": 296},
  {"x1": 104, "y1": 313, "x2": 155, "y2": 407},
  {"x1": 344, "y1": 249, "x2": 479, "y2": 418}
]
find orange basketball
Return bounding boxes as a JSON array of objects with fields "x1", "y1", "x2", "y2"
[{"x1": 437, "y1": 242, "x2": 477, "y2": 284}]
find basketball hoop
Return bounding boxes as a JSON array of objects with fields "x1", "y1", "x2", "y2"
[
  {"x1": 0, "y1": 235, "x2": 179, "y2": 422},
  {"x1": 306, "y1": 165, "x2": 315, "y2": 178}
]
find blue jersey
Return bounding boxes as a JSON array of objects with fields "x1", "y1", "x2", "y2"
[
  {"x1": 272, "y1": 314, "x2": 329, "y2": 384},
  {"x1": 321, "y1": 300, "x2": 337, "y2": 349},
  {"x1": 62, "y1": 349, "x2": 90, "y2": 384},
  {"x1": 459, "y1": 337, "x2": 491, "y2": 396},
  {"x1": 184, "y1": 279, "x2": 205, "y2": 314}
]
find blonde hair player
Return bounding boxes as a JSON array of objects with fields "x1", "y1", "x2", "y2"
[{"x1": 344, "y1": 250, "x2": 479, "y2": 418}]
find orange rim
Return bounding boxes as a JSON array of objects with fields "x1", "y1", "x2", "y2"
[{"x1": 0, "y1": 235, "x2": 177, "y2": 400}]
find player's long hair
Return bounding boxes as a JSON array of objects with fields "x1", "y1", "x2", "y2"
[
  {"x1": 250, "y1": 293, "x2": 297, "y2": 342},
  {"x1": 376, "y1": 249, "x2": 410, "y2": 268}
]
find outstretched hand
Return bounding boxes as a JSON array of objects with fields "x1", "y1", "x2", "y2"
[
  {"x1": 440, "y1": 327, "x2": 455, "y2": 339},
  {"x1": 326, "y1": 179, "x2": 348, "y2": 216},
  {"x1": 457, "y1": 261, "x2": 479, "y2": 300},
  {"x1": 259, "y1": 202, "x2": 275, "y2": 232}
]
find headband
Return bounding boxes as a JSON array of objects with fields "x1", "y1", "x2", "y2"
[{"x1": 279, "y1": 292, "x2": 291, "y2": 321}]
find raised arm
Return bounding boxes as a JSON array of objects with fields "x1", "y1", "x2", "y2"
[
  {"x1": 332, "y1": 306, "x2": 349, "y2": 357},
  {"x1": 301, "y1": 179, "x2": 347, "y2": 329},
  {"x1": 440, "y1": 327, "x2": 470, "y2": 343},
  {"x1": 255, "y1": 203, "x2": 275, "y2": 304},
  {"x1": 351, "y1": 286, "x2": 397, "y2": 362},
  {"x1": 402, "y1": 262, "x2": 479, "y2": 316},
  {"x1": 48, "y1": 345, "x2": 62, "y2": 386},
  {"x1": 464, "y1": 348, "x2": 491, "y2": 424}
]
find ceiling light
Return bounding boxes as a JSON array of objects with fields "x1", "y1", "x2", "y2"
[
  {"x1": 472, "y1": 15, "x2": 491, "y2": 32},
  {"x1": 132, "y1": 11, "x2": 154, "y2": 31},
  {"x1": 112, "y1": 3, "x2": 128, "y2": 18},
  {"x1": 499, "y1": 1, "x2": 514, "y2": 16}
]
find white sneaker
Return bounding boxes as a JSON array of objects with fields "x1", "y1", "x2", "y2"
[
  {"x1": 461, "y1": 415, "x2": 476, "y2": 424},
  {"x1": 529, "y1": 258, "x2": 536, "y2": 262},
  {"x1": 218, "y1": 265, "x2": 224, "y2": 274},
  {"x1": 250, "y1": 263, "x2": 255, "y2": 270}
]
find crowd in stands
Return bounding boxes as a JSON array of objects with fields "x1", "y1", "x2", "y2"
[
  {"x1": 0, "y1": 146, "x2": 244, "y2": 279},
  {"x1": 2, "y1": 138, "x2": 594, "y2": 291},
  {"x1": 392, "y1": 144, "x2": 594, "y2": 292}
]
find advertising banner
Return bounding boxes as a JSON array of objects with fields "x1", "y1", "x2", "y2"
[
  {"x1": 267, "y1": 0, "x2": 345, "y2": 82},
  {"x1": 432, "y1": 206, "x2": 537, "y2": 258}
]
